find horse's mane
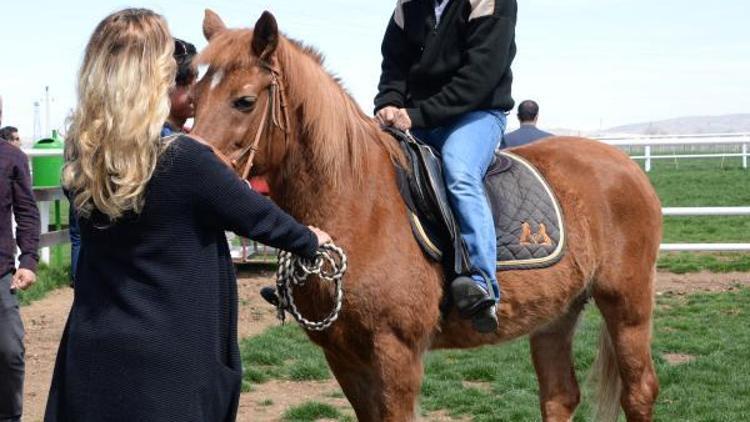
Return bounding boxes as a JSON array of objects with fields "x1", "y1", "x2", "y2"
[{"x1": 196, "y1": 30, "x2": 404, "y2": 187}]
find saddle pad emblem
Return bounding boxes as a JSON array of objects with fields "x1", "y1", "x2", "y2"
[{"x1": 519, "y1": 222, "x2": 553, "y2": 246}]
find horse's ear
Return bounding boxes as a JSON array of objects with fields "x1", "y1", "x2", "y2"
[
  {"x1": 252, "y1": 11, "x2": 279, "y2": 60},
  {"x1": 203, "y1": 9, "x2": 227, "y2": 41}
]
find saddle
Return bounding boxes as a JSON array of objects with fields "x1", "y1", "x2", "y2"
[{"x1": 387, "y1": 128, "x2": 566, "y2": 278}]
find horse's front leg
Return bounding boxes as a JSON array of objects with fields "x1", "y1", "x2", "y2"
[{"x1": 326, "y1": 330, "x2": 425, "y2": 422}]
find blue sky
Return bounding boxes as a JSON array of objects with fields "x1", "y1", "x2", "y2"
[{"x1": 1, "y1": 0, "x2": 748, "y2": 141}]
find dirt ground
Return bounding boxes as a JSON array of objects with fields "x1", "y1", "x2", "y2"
[{"x1": 19, "y1": 270, "x2": 750, "y2": 421}]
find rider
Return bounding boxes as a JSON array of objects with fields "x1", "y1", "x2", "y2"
[{"x1": 375, "y1": 0, "x2": 517, "y2": 332}]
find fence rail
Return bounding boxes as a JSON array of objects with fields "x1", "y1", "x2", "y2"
[{"x1": 598, "y1": 132, "x2": 750, "y2": 171}]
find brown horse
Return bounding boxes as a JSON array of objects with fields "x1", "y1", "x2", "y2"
[{"x1": 191, "y1": 10, "x2": 662, "y2": 422}]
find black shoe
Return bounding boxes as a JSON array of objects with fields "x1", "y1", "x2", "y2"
[
  {"x1": 260, "y1": 286, "x2": 279, "y2": 307},
  {"x1": 450, "y1": 276, "x2": 498, "y2": 333}
]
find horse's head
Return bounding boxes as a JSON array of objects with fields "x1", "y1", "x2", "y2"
[{"x1": 191, "y1": 10, "x2": 289, "y2": 179}]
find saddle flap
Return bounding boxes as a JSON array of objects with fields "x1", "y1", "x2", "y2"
[{"x1": 388, "y1": 128, "x2": 472, "y2": 275}]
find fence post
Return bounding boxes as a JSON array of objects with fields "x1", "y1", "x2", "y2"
[
  {"x1": 743, "y1": 142, "x2": 748, "y2": 169},
  {"x1": 645, "y1": 145, "x2": 652, "y2": 172},
  {"x1": 39, "y1": 201, "x2": 50, "y2": 264}
]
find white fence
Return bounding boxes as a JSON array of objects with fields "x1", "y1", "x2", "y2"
[
  {"x1": 661, "y1": 207, "x2": 750, "y2": 252},
  {"x1": 598, "y1": 132, "x2": 750, "y2": 172},
  {"x1": 20, "y1": 136, "x2": 750, "y2": 253}
]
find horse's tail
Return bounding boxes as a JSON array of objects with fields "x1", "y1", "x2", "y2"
[{"x1": 590, "y1": 323, "x2": 622, "y2": 422}]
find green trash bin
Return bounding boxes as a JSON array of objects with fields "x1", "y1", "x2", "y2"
[{"x1": 32, "y1": 130, "x2": 65, "y2": 187}]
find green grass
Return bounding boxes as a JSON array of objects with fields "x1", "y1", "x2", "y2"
[
  {"x1": 282, "y1": 401, "x2": 343, "y2": 421},
  {"x1": 646, "y1": 159, "x2": 750, "y2": 273},
  {"x1": 647, "y1": 159, "x2": 750, "y2": 207},
  {"x1": 242, "y1": 289, "x2": 750, "y2": 421},
  {"x1": 658, "y1": 252, "x2": 750, "y2": 273},
  {"x1": 241, "y1": 323, "x2": 331, "y2": 384}
]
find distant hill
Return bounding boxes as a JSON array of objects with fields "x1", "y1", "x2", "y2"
[{"x1": 603, "y1": 114, "x2": 750, "y2": 135}]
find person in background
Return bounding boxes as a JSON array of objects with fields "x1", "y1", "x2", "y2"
[
  {"x1": 161, "y1": 38, "x2": 197, "y2": 136},
  {"x1": 0, "y1": 127, "x2": 22, "y2": 148},
  {"x1": 501, "y1": 99, "x2": 554, "y2": 148},
  {"x1": 45, "y1": 9, "x2": 330, "y2": 420},
  {"x1": 1, "y1": 93, "x2": 41, "y2": 422}
]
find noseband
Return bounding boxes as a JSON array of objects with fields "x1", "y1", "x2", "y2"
[{"x1": 231, "y1": 62, "x2": 291, "y2": 180}]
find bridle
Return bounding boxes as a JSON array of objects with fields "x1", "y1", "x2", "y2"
[{"x1": 229, "y1": 61, "x2": 291, "y2": 180}]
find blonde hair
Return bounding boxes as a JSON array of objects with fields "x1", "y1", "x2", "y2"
[{"x1": 63, "y1": 8, "x2": 175, "y2": 220}]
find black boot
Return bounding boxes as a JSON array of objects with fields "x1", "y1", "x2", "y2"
[
  {"x1": 260, "y1": 286, "x2": 279, "y2": 307},
  {"x1": 450, "y1": 276, "x2": 498, "y2": 333}
]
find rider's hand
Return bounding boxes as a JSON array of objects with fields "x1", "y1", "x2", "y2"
[
  {"x1": 375, "y1": 106, "x2": 399, "y2": 127},
  {"x1": 392, "y1": 108, "x2": 412, "y2": 131},
  {"x1": 11, "y1": 268, "x2": 36, "y2": 291},
  {"x1": 308, "y1": 226, "x2": 332, "y2": 246}
]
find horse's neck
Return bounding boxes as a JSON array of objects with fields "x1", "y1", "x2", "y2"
[
  {"x1": 269, "y1": 45, "x2": 402, "y2": 231},
  {"x1": 270, "y1": 131, "x2": 398, "y2": 232}
]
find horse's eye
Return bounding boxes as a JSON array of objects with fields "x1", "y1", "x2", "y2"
[{"x1": 233, "y1": 96, "x2": 256, "y2": 112}]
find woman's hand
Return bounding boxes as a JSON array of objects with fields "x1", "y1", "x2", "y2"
[{"x1": 308, "y1": 226, "x2": 332, "y2": 246}]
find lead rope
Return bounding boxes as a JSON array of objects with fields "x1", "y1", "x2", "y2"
[{"x1": 275, "y1": 243, "x2": 347, "y2": 331}]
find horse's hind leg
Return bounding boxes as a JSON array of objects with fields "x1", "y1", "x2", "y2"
[
  {"x1": 530, "y1": 295, "x2": 587, "y2": 421},
  {"x1": 593, "y1": 267, "x2": 659, "y2": 422}
]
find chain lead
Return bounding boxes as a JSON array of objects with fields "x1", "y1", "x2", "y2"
[{"x1": 275, "y1": 243, "x2": 347, "y2": 331}]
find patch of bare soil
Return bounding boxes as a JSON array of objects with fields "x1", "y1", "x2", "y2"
[
  {"x1": 238, "y1": 379, "x2": 352, "y2": 421},
  {"x1": 423, "y1": 410, "x2": 472, "y2": 421},
  {"x1": 662, "y1": 353, "x2": 696, "y2": 366},
  {"x1": 655, "y1": 271, "x2": 750, "y2": 295},
  {"x1": 461, "y1": 380, "x2": 492, "y2": 393},
  {"x1": 21, "y1": 287, "x2": 73, "y2": 422}
]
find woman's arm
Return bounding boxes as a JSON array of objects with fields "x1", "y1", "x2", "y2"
[{"x1": 176, "y1": 137, "x2": 319, "y2": 259}]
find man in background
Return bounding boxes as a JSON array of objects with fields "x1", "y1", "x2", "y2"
[
  {"x1": 502, "y1": 99, "x2": 553, "y2": 148},
  {"x1": 0, "y1": 94, "x2": 41, "y2": 422},
  {"x1": 0, "y1": 127, "x2": 22, "y2": 148}
]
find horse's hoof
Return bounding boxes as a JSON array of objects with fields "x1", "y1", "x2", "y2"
[
  {"x1": 260, "y1": 286, "x2": 279, "y2": 307},
  {"x1": 472, "y1": 305, "x2": 498, "y2": 333},
  {"x1": 451, "y1": 276, "x2": 495, "y2": 319}
]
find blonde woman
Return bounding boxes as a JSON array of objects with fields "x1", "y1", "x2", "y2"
[{"x1": 44, "y1": 9, "x2": 329, "y2": 421}]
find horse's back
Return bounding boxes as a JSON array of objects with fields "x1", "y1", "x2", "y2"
[{"x1": 511, "y1": 136, "x2": 662, "y2": 224}]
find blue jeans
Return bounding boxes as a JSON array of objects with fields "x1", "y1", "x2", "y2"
[{"x1": 413, "y1": 110, "x2": 506, "y2": 299}]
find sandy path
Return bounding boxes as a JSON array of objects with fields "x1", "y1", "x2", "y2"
[{"x1": 19, "y1": 270, "x2": 750, "y2": 421}]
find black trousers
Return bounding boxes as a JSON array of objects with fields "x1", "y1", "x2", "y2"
[{"x1": 0, "y1": 273, "x2": 24, "y2": 422}]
